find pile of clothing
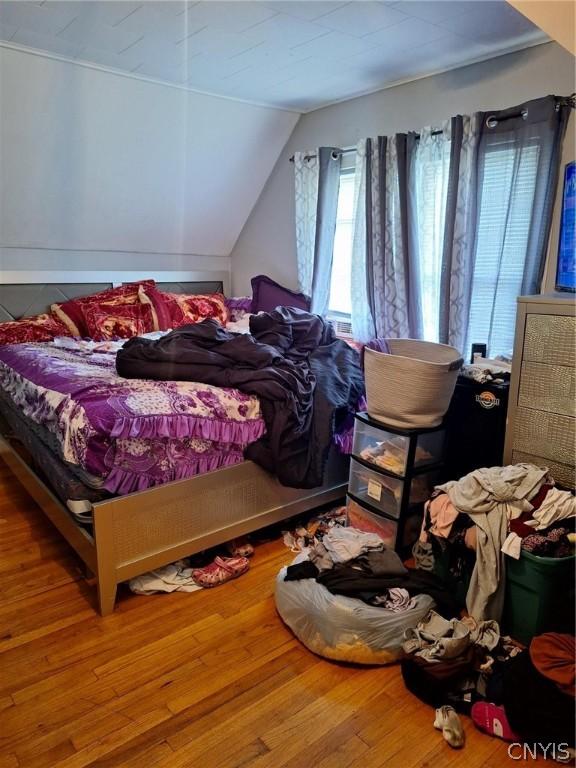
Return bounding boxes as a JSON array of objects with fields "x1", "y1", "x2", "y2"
[
  {"x1": 401, "y1": 610, "x2": 521, "y2": 716},
  {"x1": 281, "y1": 505, "x2": 347, "y2": 553},
  {"x1": 414, "y1": 464, "x2": 575, "y2": 621},
  {"x1": 276, "y1": 526, "x2": 439, "y2": 665},
  {"x1": 284, "y1": 527, "x2": 461, "y2": 618},
  {"x1": 403, "y1": 620, "x2": 575, "y2": 756}
]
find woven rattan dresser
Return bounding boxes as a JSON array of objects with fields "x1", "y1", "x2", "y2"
[{"x1": 504, "y1": 293, "x2": 576, "y2": 489}]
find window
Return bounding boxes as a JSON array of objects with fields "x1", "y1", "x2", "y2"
[
  {"x1": 328, "y1": 168, "x2": 355, "y2": 317},
  {"x1": 326, "y1": 133, "x2": 544, "y2": 355},
  {"x1": 466, "y1": 139, "x2": 540, "y2": 357}
]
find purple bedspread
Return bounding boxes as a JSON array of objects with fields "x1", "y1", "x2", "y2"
[{"x1": 0, "y1": 341, "x2": 265, "y2": 494}]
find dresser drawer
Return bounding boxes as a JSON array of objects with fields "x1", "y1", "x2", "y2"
[
  {"x1": 512, "y1": 408, "x2": 575, "y2": 466},
  {"x1": 518, "y1": 362, "x2": 576, "y2": 417},
  {"x1": 523, "y1": 314, "x2": 575, "y2": 367}
]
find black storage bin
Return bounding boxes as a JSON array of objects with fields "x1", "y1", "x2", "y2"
[{"x1": 443, "y1": 377, "x2": 509, "y2": 481}]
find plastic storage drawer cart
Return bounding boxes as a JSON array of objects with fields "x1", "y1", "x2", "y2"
[
  {"x1": 502, "y1": 550, "x2": 575, "y2": 645},
  {"x1": 347, "y1": 412, "x2": 445, "y2": 554}
]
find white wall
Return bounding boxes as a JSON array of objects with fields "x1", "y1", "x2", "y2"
[
  {"x1": 0, "y1": 45, "x2": 299, "y2": 275},
  {"x1": 230, "y1": 41, "x2": 575, "y2": 296}
]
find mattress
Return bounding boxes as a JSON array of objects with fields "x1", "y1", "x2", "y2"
[
  {"x1": 0, "y1": 390, "x2": 109, "y2": 522},
  {"x1": 0, "y1": 339, "x2": 265, "y2": 495}
]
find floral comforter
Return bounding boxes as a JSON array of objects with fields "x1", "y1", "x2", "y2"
[{"x1": 0, "y1": 340, "x2": 265, "y2": 495}]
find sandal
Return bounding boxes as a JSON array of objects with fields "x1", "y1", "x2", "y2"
[
  {"x1": 192, "y1": 555, "x2": 249, "y2": 588},
  {"x1": 471, "y1": 702, "x2": 519, "y2": 742},
  {"x1": 225, "y1": 537, "x2": 254, "y2": 558}
]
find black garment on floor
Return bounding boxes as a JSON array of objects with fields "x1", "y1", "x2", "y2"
[
  {"x1": 116, "y1": 308, "x2": 364, "y2": 488},
  {"x1": 401, "y1": 653, "x2": 481, "y2": 715},
  {"x1": 284, "y1": 561, "x2": 320, "y2": 581},
  {"x1": 502, "y1": 649, "x2": 576, "y2": 747},
  {"x1": 317, "y1": 565, "x2": 462, "y2": 618},
  {"x1": 355, "y1": 549, "x2": 408, "y2": 578}
]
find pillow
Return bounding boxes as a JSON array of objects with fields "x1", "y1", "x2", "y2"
[
  {"x1": 251, "y1": 275, "x2": 310, "y2": 313},
  {"x1": 51, "y1": 280, "x2": 156, "y2": 337},
  {"x1": 82, "y1": 303, "x2": 155, "y2": 341},
  {"x1": 225, "y1": 296, "x2": 253, "y2": 322},
  {"x1": 0, "y1": 313, "x2": 72, "y2": 345},
  {"x1": 138, "y1": 285, "x2": 228, "y2": 331}
]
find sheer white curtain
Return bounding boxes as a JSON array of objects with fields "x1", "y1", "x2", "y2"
[
  {"x1": 349, "y1": 141, "x2": 374, "y2": 342},
  {"x1": 294, "y1": 152, "x2": 319, "y2": 296},
  {"x1": 410, "y1": 124, "x2": 451, "y2": 343}
]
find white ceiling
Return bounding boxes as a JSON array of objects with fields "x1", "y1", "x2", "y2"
[{"x1": 0, "y1": 0, "x2": 548, "y2": 112}]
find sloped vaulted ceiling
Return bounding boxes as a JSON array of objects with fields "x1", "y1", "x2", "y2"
[{"x1": 0, "y1": 45, "x2": 299, "y2": 259}]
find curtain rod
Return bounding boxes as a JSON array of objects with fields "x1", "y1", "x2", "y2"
[
  {"x1": 289, "y1": 95, "x2": 575, "y2": 163},
  {"x1": 289, "y1": 130, "x2": 444, "y2": 162}
]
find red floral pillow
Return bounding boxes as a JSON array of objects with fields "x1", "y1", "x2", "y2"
[
  {"x1": 138, "y1": 286, "x2": 228, "y2": 331},
  {"x1": 82, "y1": 303, "x2": 155, "y2": 341},
  {"x1": 51, "y1": 280, "x2": 156, "y2": 337},
  {"x1": 0, "y1": 313, "x2": 72, "y2": 345}
]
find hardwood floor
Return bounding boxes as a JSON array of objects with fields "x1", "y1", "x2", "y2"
[{"x1": 0, "y1": 459, "x2": 530, "y2": 768}]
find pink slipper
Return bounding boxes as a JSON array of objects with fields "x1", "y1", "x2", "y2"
[
  {"x1": 192, "y1": 555, "x2": 249, "y2": 588},
  {"x1": 471, "y1": 702, "x2": 519, "y2": 742}
]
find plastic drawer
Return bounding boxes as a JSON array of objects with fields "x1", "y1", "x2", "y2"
[
  {"x1": 349, "y1": 458, "x2": 403, "y2": 518},
  {"x1": 346, "y1": 496, "x2": 398, "y2": 548},
  {"x1": 352, "y1": 416, "x2": 445, "y2": 477},
  {"x1": 348, "y1": 458, "x2": 438, "y2": 519},
  {"x1": 346, "y1": 496, "x2": 423, "y2": 552}
]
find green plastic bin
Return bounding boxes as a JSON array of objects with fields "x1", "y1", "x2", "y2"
[{"x1": 502, "y1": 550, "x2": 575, "y2": 645}]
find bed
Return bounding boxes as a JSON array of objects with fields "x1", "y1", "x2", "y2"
[{"x1": 0, "y1": 275, "x2": 351, "y2": 615}]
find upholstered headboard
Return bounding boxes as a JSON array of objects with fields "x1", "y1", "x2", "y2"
[{"x1": 0, "y1": 276, "x2": 226, "y2": 321}]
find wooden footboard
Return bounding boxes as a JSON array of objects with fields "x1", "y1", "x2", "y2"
[{"x1": 0, "y1": 434, "x2": 349, "y2": 615}]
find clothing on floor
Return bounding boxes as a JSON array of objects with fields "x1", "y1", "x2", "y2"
[
  {"x1": 434, "y1": 705, "x2": 465, "y2": 749},
  {"x1": 355, "y1": 549, "x2": 408, "y2": 578},
  {"x1": 436, "y1": 463, "x2": 550, "y2": 622},
  {"x1": 371, "y1": 588, "x2": 415, "y2": 612},
  {"x1": 309, "y1": 527, "x2": 384, "y2": 570},
  {"x1": 284, "y1": 560, "x2": 320, "y2": 581},
  {"x1": 317, "y1": 565, "x2": 461, "y2": 618},
  {"x1": 404, "y1": 611, "x2": 472, "y2": 661},
  {"x1": 529, "y1": 633, "x2": 575, "y2": 697},
  {"x1": 128, "y1": 560, "x2": 202, "y2": 594},
  {"x1": 502, "y1": 644, "x2": 576, "y2": 747},
  {"x1": 403, "y1": 610, "x2": 500, "y2": 662},
  {"x1": 401, "y1": 653, "x2": 480, "y2": 714},
  {"x1": 412, "y1": 540, "x2": 434, "y2": 571}
]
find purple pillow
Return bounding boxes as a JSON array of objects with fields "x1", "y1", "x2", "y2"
[{"x1": 251, "y1": 275, "x2": 311, "y2": 313}]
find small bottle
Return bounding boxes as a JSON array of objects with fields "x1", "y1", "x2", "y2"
[{"x1": 470, "y1": 343, "x2": 487, "y2": 364}]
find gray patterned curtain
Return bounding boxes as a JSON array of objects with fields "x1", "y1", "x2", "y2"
[
  {"x1": 351, "y1": 95, "x2": 571, "y2": 353},
  {"x1": 461, "y1": 96, "x2": 571, "y2": 356},
  {"x1": 294, "y1": 147, "x2": 342, "y2": 316},
  {"x1": 310, "y1": 147, "x2": 342, "y2": 316},
  {"x1": 350, "y1": 135, "x2": 420, "y2": 342},
  {"x1": 439, "y1": 114, "x2": 482, "y2": 350}
]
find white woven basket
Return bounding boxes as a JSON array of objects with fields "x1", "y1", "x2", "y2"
[{"x1": 364, "y1": 339, "x2": 463, "y2": 429}]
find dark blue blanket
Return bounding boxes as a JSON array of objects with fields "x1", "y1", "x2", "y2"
[{"x1": 116, "y1": 307, "x2": 364, "y2": 488}]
